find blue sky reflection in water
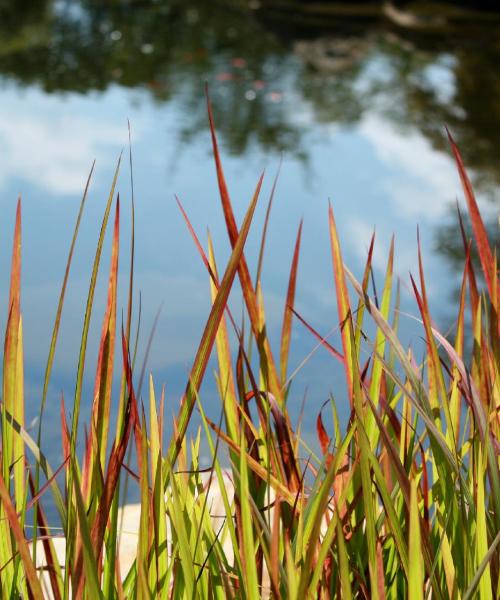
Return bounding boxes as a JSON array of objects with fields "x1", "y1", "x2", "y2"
[{"x1": 0, "y1": 1, "x2": 498, "y2": 487}]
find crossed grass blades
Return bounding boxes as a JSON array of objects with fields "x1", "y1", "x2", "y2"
[{"x1": 0, "y1": 102, "x2": 498, "y2": 598}]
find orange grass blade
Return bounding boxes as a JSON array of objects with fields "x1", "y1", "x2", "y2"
[
  {"x1": 355, "y1": 232, "x2": 376, "y2": 353},
  {"x1": 289, "y1": 307, "x2": 343, "y2": 362},
  {"x1": 95, "y1": 196, "x2": 120, "y2": 463},
  {"x1": 280, "y1": 220, "x2": 302, "y2": 385},
  {"x1": 208, "y1": 234, "x2": 239, "y2": 443},
  {"x1": 447, "y1": 129, "x2": 499, "y2": 307},
  {"x1": 328, "y1": 203, "x2": 354, "y2": 403},
  {"x1": 165, "y1": 173, "x2": 261, "y2": 471},
  {"x1": 175, "y1": 198, "x2": 243, "y2": 344},
  {"x1": 206, "y1": 88, "x2": 282, "y2": 405},
  {"x1": 3, "y1": 198, "x2": 22, "y2": 483},
  {"x1": 316, "y1": 402, "x2": 331, "y2": 458},
  {"x1": 457, "y1": 206, "x2": 481, "y2": 326},
  {"x1": 83, "y1": 198, "x2": 120, "y2": 499},
  {"x1": 88, "y1": 329, "x2": 136, "y2": 571},
  {"x1": 176, "y1": 196, "x2": 217, "y2": 283}
]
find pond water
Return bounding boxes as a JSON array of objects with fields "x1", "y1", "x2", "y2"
[{"x1": 0, "y1": 1, "x2": 499, "y2": 492}]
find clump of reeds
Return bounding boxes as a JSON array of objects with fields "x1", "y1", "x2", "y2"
[{"x1": 0, "y1": 102, "x2": 498, "y2": 599}]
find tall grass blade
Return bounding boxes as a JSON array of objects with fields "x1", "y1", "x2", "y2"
[
  {"x1": 447, "y1": 129, "x2": 499, "y2": 306},
  {"x1": 165, "y1": 173, "x2": 262, "y2": 471},
  {"x1": 206, "y1": 87, "x2": 282, "y2": 405},
  {"x1": 409, "y1": 479, "x2": 424, "y2": 600},
  {"x1": 328, "y1": 203, "x2": 354, "y2": 403},
  {"x1": 280, "y1": 220, "x2": 302, "y2": 385}
]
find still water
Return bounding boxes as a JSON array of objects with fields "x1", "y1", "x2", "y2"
[{"x1": 0, "y1": 1, "x2": 499, "y2": 477}]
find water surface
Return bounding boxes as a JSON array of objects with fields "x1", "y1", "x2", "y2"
[{"x1": 0, "y1": 0, "x2": 498, "y2": 475}]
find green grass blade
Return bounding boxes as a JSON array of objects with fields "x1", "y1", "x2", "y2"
[{"x1": 409, "y1": 479, "x2": 424, "y2": 600}]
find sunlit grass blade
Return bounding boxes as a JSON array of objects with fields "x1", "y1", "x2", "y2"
[
  {"x1": 1, "y1": 200, "x2": 27, "y2": 596},
  {"x1": 83, "y1": 197, "x2": 120, "y2": 501},
  {"x1": 13, "y1": 317, "x2": 25, "y2": 513},
  {"x1": 70, "y1": 154, "x2": 121, "y2": 454},
  {"x1": 355, "y1": 231, "x2": 375, "y2": 354},
  {"x1": 289, "y1": 306, "x2": 343, "y2": 362},
  {"x1": 206, "y1": 87, "x2": 282, "y2": 405},
  {"x1": 328, "y1": 203, "x2": 354, "y2": 403},
  {"x1": 408, "y1": 479, "x2": 424, "y2": 600},
  {"x1": 335, "y1": 505, "x2": 353, "y2": 600},
  {"x1": 447, "y1": 128, "x2": 499, "y2": 305},
  {"x1": 208, "y1": 234, "x2": 240, "y2": 444},
  {"x1": 366, "y1": 236, "x2": 394, "y2": 445},
  {"x1": 3, "y1": 407, "x2": 66, "y2": 522},
  {"x1": 349, "y1": 324, "x2": 381, "y2": 599},
  {"x1": 137, "y1": 409, "x2": 152, "y2": 599},
  {"x1": 463, "y1": 530, "x2": 500, "y2": 600},
  {"x1": 237, "y1": 430, "x2": 260, "y2": 597},
  {"x1": 165, "y1": 172, "x2": 262, "y2": 472},
  {"x1": 149, "y1": 377, "x2": 169, "y2": 599},
  {"x1": 3, "y1": 198, "x2": 22, "y2": 491},
  {"x1": 412, "y1": 234, "x2": 455, "y2": 448},
  {"x1": 474, "y1": 443, "x2": 492, "y2": 600},
  {"x1": 195, "y1": 393, "x2": 245, "y2": 588},
  {"x1": 297, "y1": 423, "x2": 355, "y2": 596},
  {"x1": 449, "y1": 244, "x2": 470, "y2": 447},
  {"x1": 94, "y1": 197, "x2": 120, "y2": 465},
  {"x1": 70, "y1": 457, "x2": 103, "y2": 600}
]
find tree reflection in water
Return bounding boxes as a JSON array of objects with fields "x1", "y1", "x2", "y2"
[{"x1": 0, "y1": 0, "x2": 498, "y2": 276}]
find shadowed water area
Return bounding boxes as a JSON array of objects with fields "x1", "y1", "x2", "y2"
[{"x1": 0, "y1": 1, "x2": 499, "y2": 511}]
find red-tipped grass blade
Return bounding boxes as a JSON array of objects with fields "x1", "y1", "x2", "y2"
[
  {"x1": 290, "y1": 306, "x2": 344, "y2": 363},
  {"x1": 206, "y1": 87, "x2": 282, "y2": 405},
  {"x1": 328, "y1": 203, "x2": 354, "y2": 404},
  {"x1": 165, "y1": 172, "x2": 262, "y2": 471},
  {"x1": 447, "y1": 129, "x2": 499, "y2": 309},
  {"x1": 280, "y1": 220, "x2": 303, "y2": 385}
]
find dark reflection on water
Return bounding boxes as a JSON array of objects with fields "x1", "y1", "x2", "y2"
[{"x1": 2, "y1": 2, "x2": 500, "y2": 179}]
